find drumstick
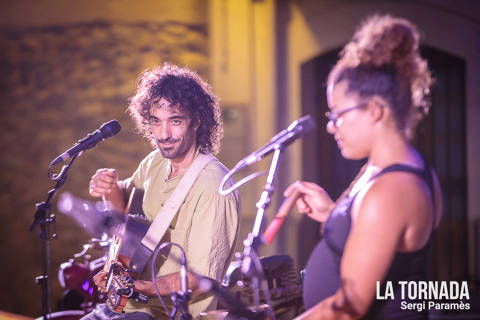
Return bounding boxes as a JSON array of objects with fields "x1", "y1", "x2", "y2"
[
  {"x1": 263, "y1": 188, "x2": 301, "y2": 245},
  {"x1": 102, "y1": 194, "x2": 110, "y2": 211},
  {"x1": 101, "y1": 195, "x2": 125, "y2": 271}
]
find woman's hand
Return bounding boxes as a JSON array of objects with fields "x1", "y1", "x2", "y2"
[
  {"x1": 294, "y1": 294, "x2": 359, "y2": 320},
  {"x1": 284, "y1": 181, "x2": 335, "y2": 223}
]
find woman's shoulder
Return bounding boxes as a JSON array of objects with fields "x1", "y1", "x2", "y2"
[
  {"x1": 353, "y1": 171, "x2": 432, "y2": 226},
  {"x1": 354, "y1": 171, "x2": 437, "y2": 250}
]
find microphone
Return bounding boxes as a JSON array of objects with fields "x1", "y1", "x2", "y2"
[
  {"x1": 198, "y1": 277, "x2": 262, "y2": 319},
  {"x1": 179, "y1": 254, "x2": 188, "y2": 294},
  {"x1": 238, "y1": 115, "x2": 316, "y2": 168},
  {"x1": 51, "y1": 120, "x2": 121, "y2": 165}
]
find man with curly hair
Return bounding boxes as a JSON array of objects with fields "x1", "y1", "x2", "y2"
[{"x1": 84, "y1": 64, "x2": 240, "y2": 320}]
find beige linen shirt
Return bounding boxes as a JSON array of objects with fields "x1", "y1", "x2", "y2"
[{"x1": 123, "y1": 149, "x2": 240, "y2": 319}]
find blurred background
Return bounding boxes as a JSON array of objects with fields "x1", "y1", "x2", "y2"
[{"x1": 0, "y1": 0, "x2": 479, "y2": 318}]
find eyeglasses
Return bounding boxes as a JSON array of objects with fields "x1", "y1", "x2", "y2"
[{"x1": 325, "y1": 104, "x2": 366, "y2": 127}]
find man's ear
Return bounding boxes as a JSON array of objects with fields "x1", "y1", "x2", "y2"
[{"x1": 192, "y1": 118, "x2": 201, "y2": 130}]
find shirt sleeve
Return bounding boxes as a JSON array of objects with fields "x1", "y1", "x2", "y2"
[{"x1": 186, "y1": 187, "x2": 240, "y2": 281}]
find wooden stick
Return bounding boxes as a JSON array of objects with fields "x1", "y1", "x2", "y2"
[{"x1": 263, "y1": 189, "x2": 301, "y2": 245}]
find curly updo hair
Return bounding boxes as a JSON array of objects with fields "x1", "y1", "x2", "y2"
[
  {"x1": 328, "y1": 14, "x2": 433, "y2": 139},
  {"x1": 128, "y1": 63, "x2": 223, "y2": 155}
]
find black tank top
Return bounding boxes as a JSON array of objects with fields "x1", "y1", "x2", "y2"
[{"x1": 303, "y1": 162, "x2": 435, "y2": 319}]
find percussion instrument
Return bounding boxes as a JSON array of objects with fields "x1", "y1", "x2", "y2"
[{"x1": 34, "y1": 310, "x2": 85, "y2": 320}]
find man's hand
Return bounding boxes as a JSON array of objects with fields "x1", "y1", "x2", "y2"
[
  {"x1": 93, "y1": 270, "x2": 109, "y2": 293},
  {"x1": 89, "y1": 168, "x2": 126, "y2": 211},
  {"x1": 89, "y1": 168, "x2": 119, "y2": 197}
]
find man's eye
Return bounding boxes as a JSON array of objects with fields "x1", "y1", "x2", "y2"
[
  {"x1": 150, "y1": 118, "x2": 160, "y2": 124},
  {"x1": 171, "y1": 119, "x2": 182, "y2": 125}
]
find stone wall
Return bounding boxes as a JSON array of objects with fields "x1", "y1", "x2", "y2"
[{"x1": 0, "y1": 20, "x2": 208, "y2": 317}]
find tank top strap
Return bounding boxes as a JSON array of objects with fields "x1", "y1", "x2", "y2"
[{"x1": 367, "y1": 156, "x2": 436, "y2": 229}]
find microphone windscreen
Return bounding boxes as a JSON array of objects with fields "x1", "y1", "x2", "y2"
[
  {"x1": 295, "y1": 115, "x2": 317, "y2": 135},
  {"x1": 101, "y1": 119, "x2": 122, "y2": 138}
]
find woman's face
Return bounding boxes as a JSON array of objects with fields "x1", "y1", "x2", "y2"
[{"x1": 326, "y1": 80, "x2": 373, "y2": 160}]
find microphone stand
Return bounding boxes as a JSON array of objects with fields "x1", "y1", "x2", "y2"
[
  {"x1": 152, "y1": 242, "x2": 260, "y2": 320},
  {"x1": 170, "y1": 258, "x2": 192, "y2": 320},
  {"x1": 238, "y1": 146, "x2": 283, "y2": 320},
  {"x1": 216, "y1": 116, "x2": 316, "y2": 319},
  {"x1": 29, "y1": 153, "x2": 80, "y2": 320},
  {"x1": 170, "y1": 291, "x2": 192, "y2": 320},
  {"x1": 152, "y1": 242, "x2": 192, "y2": 320},
  {"x1": 241, "y1": 146, "x2": 282, "y2": 275}
]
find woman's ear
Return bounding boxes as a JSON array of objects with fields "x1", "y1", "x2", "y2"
[{"x1": 367, "y1": 96, "x2": 388, "y2": 123}]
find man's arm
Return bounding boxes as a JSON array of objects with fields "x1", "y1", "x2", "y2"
[
  {"x1": 133, "y1": 272, "x2": 213, "y2": 298},
  {"x1": 93, "y1": 268, "x2": 213, "y2": 299}
]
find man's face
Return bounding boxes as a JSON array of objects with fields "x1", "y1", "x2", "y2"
[{"x1": 148, "y1": 97, "x2": 198, "y2": 160}]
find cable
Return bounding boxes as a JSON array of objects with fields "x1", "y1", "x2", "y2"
[
  {"x1": 219, "y1": 168, "x2": 267, "y2": 195},
  {"x1": 151, "y1": 243, "x2": 174, "y2": 316},
  {"x1": 151, "y1": 242, "x2": 190, "y2": 318}
]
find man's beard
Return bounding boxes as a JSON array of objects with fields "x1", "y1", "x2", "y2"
[{"x1": 156, "y1": 136, "x2": 194, "y2": 159}]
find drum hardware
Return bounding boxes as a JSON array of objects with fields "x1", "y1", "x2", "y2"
[
  {"x1": 34, "y1": 309, "x2": 85, "y2": 320},
  {"x1": 219, "y1": 146, "x2": 284, "y2": 320},
  {"x1": 199, "y1": 304, "x2": 269, "y2": 320},
  {"x1": 57, "y1": 237, "x2": 110, "y2": 314},
  {"x1": 218, "y1": 116, "x2": 316, "y2": 320},
  {"x1": 72, "y1": 235, "x2": 111, "y2": 259},
  {"x1": 221, "y1": 255, "x2": 303, "y2": 319},
  {"x1": 56, "y1": 191, "x2": 152, "y2": 313}
]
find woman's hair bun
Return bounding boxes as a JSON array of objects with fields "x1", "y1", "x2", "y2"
[
  {"x1": 342, "y1": 14, "x2": 420, "y2": 74},
  {"x1": 332, "y1": 14, "x2": 433, "y2": 138}
]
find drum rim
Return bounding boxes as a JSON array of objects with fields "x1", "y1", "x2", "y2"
[{"x1": 35, "y1": 309, "x2": 85, "y2": 320}]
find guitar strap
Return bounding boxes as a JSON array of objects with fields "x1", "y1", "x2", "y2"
[{"x1": 128, "y1": 152, "x2": 215, "y2": 274}]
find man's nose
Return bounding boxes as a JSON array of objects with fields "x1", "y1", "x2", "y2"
[{"x1": 158, "y1": 124, "x2": 171, "y2": 140}]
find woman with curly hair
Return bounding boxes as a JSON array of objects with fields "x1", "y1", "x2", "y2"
[
  {"x1": 287, "y1": 15, "x2": 442, "y2": 319},
  {"x1": 84, "y1": 63, "x2": 240, "y2": 320}
]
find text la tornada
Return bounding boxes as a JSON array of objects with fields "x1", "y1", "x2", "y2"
[{"x1": 376, "y1": 281, "x2": 470, "y2": 300}]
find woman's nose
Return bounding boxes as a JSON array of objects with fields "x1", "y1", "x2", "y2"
[{"x1": 326, "y1": 120, "x2": 336, "y2": 134}]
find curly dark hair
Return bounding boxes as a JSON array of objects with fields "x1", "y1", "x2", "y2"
[
  {"x1": 127, "y1": 63, "x2": 223, "y2": 154},
  {"x1": 328, "y1": 14, "x2": 433, "y2": 139}
]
